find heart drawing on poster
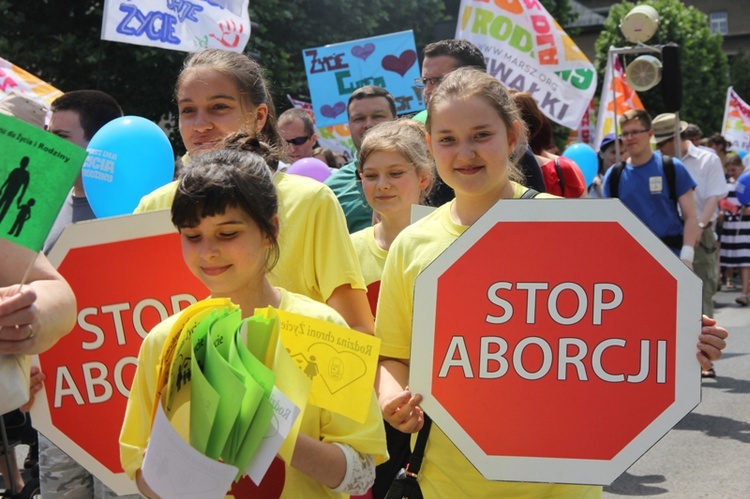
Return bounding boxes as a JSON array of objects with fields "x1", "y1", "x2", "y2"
[
  {"x1": 381, "y1": 50, "x2": 417, "y2": 77},
  {"x1": 320, "y1": 102, "x2": 346, "y2": 119},
  {"x1": 351, "y1": 43, "x2": 376, "y2": 61}
]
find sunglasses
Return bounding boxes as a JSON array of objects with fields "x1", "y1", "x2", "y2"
[{"x1": 286, "y1": 135, "x2": 312, "y2": 146}]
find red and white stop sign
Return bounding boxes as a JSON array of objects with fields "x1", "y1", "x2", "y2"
[
  {"x1": 31, "y1": 210, "x2": 208, "y2": 495},
  {"x1": 411, "y1": 199, "x2": 702, "y2": 486}
]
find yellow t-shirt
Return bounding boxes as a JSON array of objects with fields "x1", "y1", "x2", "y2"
[
  {"x1": 375, "y1": 183, "x2": 601, "y2": 498},
  {"x1": 134, "y1": 173, "x2": 366, "y2": 302},
  {"x1": 120, "y1": 289, "x2": 386, "y2": 498},
  {"x1": 350, "y1": 226, "x2": 388, "y2": 317}
]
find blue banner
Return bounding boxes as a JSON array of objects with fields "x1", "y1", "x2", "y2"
[{"x1": 302, "y1": 30, "x2": 423, "y2": 128}]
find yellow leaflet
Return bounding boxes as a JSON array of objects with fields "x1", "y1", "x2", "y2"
[{"x1": 274, "y1": 308, "x2": 381, "y2": 424}]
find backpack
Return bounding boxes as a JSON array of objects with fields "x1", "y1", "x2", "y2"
[
  {"x1": 521, "y1": 188, "x2": 541, "y2": 199},
  {"x1": 607, "y1": 155, "x2": 677, "y2": 209},
  {"x1": 607, "y1": 155, "x2": 682, "y2": 250}
]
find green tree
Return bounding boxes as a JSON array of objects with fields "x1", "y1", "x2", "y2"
[
  {"x1": 594, "y1": 0, "x2": 729, "y2": 133},
  {"x1": 0, "y1": 0, "x2": 448, "y2": 153},
  {"x1": 249, "y1": 0, "x2": 448, "y2": 110},
  {"x1": 730, "y1": 49, "x2": 750, "y2": 104}
]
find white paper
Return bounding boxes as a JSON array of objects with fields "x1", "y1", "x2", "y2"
[
  {"x1": 244, "y1": 386, "x2": 300, "y2": 485},
  {"x1": 142, "y1": 403, "x2": 238, "y2": 499}
]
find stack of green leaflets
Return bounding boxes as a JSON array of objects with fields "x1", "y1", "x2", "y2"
[{"x1": 163, "y1": 304, "x2": 282, "y2": 479}]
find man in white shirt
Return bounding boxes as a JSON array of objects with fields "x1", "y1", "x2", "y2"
[{"x1": 655, "y1": 113, "x2": 729, "y2": 317}]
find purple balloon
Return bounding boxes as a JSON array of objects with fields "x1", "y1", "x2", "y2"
[{"x1": 286, "y1": 157, "x2": 332, "y2": 182}]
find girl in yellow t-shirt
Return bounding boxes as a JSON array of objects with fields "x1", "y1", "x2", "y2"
[
  {"x1": 374, "y1": 67, "x2": 602, "y2": 498},
  {"x1": 348, "y1": 120, "x2": 433, "y2": 497},
  {"x1": 134, "y1": 49, "x2": 373, "y2": 335},
  {"x1": 120, "y1": 136, "x2": 385, "y2": 498},
  {"x1": 350, "y1": 119, "x2": 434, "y2": 317}
]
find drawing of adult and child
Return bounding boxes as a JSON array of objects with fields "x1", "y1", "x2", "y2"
[{"x1": 0, "y1": 156, "x2": 35, "y2": 237}]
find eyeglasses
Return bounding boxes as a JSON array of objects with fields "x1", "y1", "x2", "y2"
[
  {"x1": 619, "y1": 129, "x2": 650, "y2": 139},
  {"x1": 414, "y1": 76, "x2": 445, "y2": 87},
  {"x1": 285, "y1": 135, "x2": 312, "y2": 146}
]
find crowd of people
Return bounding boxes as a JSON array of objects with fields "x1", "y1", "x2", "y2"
[{"x1": 0, "y1": 37, "x2": 735, "y2": 498}]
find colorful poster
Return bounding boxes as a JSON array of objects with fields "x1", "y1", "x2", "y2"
[
  {"x1": 593, "y1": 51, "x2": 644, "y2": 151},
  {"x1": 567, "y1": 98, "x2": 595, "y2": 147},
  {"x1": 0, "y1": 114, "x2": 86, "y2": 251},
  {"x1": 102, "y1": 0, "x2": 251, "y2": 53},
  {"x1": 286, "y1": 95, "x2": 356, "y2": 160},
  {"x1": 302, "y1": 30, "x2": 422, "y2": 128},
  {"x1": 721, "y1": 87, "x2": 750, "y2": 152},
  {"x1": 456, "y1": 0, "x2": 597, "y2": 129},
  {"x1": 0, "y1": 57, "x2": 62, "y2": 107}
]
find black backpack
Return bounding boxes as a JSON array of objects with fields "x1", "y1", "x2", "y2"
[
  {"x1": 607, "y1": 155, "x2": 682, "y2": 250},
  {"x1": 607, "y1": 155, "x2": 678, "y2": 209}
]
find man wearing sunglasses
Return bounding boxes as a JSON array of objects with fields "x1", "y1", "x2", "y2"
[
  {"x1": 602, "y1": 109, "x2": 699, "y2": 270},
  {"x1": 278, "y1": 108, "x2": 317, "y2": 164}
]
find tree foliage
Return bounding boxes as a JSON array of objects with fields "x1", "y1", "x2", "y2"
[
  {"x1": 594, "y1": 0, "x2": 729, "y2": 134},
  {"x1": 730, "y1": 49, "x2": 750, "y2": 104},
  {"x1": 0, "y1": 0, "x2": 448, "y2": 153}
]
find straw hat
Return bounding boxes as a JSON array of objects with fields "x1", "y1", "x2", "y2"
[{"x1": 651, "y1": 113, "x2": 688, "y2": 146}]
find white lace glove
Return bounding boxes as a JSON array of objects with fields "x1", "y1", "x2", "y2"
[{"x1": 330, "y1": 442, "x2": 376, "y2": 495}]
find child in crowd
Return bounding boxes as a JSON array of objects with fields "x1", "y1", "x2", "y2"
[
  {"x1": 373, "y1": 67, "x2": 727, "y2": 497},
  {"x1": 349, "y1": 119, "x2": 433, "y2": 498},
  {"x1": 133, "y1": 49, "x2": 373, "y2": 334},
  {"x1": 120, "y1": 136, "x2": 386, "y2": 498}
]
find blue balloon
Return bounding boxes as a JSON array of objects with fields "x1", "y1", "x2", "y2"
[
  {"x1": 737, "y1": 150, "x2": 747, "y2": 160},
  {"x1": 736, "y1": 171, "x2": 750, "y2": 206},
  {"x1": 83, "y1": 116, "x2": 174, "y2": 218},
  {"x1": 562, "y1": 143, "x2": 598, "y2": 187}
]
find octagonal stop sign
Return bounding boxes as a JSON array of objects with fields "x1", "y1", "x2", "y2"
[
  {"x1": 411, "y1": 199, "x2": 702, "y2": 486},
  {"x1": 31, "y1": 210, "x2": 208, "y2": 495}
]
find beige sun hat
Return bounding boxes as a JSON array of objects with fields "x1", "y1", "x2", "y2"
[{"x1": 651, "y1": 113, "x2": 688, "y2": 146}]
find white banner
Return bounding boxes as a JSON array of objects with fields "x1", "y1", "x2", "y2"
[
  {"x1": 722, "y1": 87, "x2": 750, "y2": 152},
  {"x1": 102, "y1": 0, "x2": 251, "y2": 53},
  {"x1": 455, "y1": 0, "x2": 596, "y2": 129}
]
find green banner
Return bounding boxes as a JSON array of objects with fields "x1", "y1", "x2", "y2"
[{"x1": 0, "y1": 113, "x2": 86, "y2": 251}]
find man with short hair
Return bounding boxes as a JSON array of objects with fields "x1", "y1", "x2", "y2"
[
  {"x1": 415, "y1": 39, "x2": 487, "y2": 111},
  {"x1": 325, "y1": 86, "x2": 397, "y2": 232},
  {"x1": 278, "y1": 108, "x2": 317, "y2": 164},
  {"x1": 39, "y1": 89, "x2": 133, "y2": 499},
  {"x1": 44, "y1": 90, "x2": 123, "y2": 252},
  {"x1": 603, "y1": 109, "x2": 699, "y2": 270},
  {"x1": 654, "y1": 113, "x2": 728, "y2": 317}
]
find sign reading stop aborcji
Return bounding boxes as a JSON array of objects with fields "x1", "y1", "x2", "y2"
[
  {"x1": 410, "y1": 199, "x2": 702, "y2": 486},
  {"x1": 32, "y1": 210, "x2": 208, "y2": 495}
]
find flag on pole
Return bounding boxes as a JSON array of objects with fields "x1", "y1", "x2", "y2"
[
  {"x1": 567, "y1": 98, "x2": 595, "y2": 146},
  {"x1": 593, "y1": 51, "x2": 644, "y2": 151},
  {"x1": 0, "y1": 114, "x2": 87, "y2": 251},
  {"x1": 721, "y1": 87, "x2": 750, "y2": 152}
]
